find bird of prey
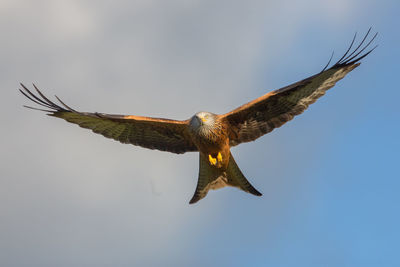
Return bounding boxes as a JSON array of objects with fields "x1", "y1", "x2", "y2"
[{"x1": 20, "y1": 30, "x2": 377, "y2": 204}]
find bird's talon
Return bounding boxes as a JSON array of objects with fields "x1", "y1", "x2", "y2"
[
  {"x1": 217, "y1": 152, "x2": 222, "y2": 162},
  {"x1": 209, "y1": 154, "x2": 217, "y2": 165}
]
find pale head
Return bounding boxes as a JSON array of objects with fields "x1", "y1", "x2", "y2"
[{"x1": 189, "y1": 111, "x2": 217, "y2": 130}]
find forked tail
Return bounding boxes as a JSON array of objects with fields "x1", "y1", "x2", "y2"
[{"x1": 189, "y1": 152, "x2": 262, "y2": 204}]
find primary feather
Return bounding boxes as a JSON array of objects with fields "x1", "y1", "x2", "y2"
[
  {"x1": 223, "y1": 29, "x2": 377, "y2": 146},
  {"x1": 20, "y1": 84, "x2": 197, "y2": 154}
]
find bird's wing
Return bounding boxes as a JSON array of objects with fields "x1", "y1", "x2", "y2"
[
  {"x1": 20, "y1": 84, "x2": 197, "y2": 154},
  {"x1": 223, "y1": 29, "x2": 377, "y2": 146}
]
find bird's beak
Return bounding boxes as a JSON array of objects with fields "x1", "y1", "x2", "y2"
[{"x1": 200, "y1": 117, "x2": 206, "y2": 123}]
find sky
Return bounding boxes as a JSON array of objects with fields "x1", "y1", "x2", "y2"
[{"x1": 1, "y1": 0, "x2": 399, "y2": 266}]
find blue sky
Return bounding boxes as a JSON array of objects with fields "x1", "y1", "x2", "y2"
[{"x1": 1, "y1": 0, "x2": 399, "y2": 266}]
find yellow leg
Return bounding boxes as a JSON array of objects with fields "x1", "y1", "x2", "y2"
[
  {"x1": 209, "y1": 154, "x2": 217, "y2": 165},
  {"x1": 217, "y1": 152, "x2": 223, "y2": 163}
]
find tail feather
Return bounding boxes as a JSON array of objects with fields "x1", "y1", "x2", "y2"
[
  {"x1": 226, "y1": 154, "x2": 262, "y2": 197},
  {"x1": 189, "y1": 153, "x2": 225, "y2": 204},
  {"x1": 189, "y1": 152, "x2": 262, "y2": 204}
]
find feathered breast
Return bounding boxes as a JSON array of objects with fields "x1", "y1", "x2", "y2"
[{"x1": 190, "y1": 117, "x2": 229, "y2": 150}]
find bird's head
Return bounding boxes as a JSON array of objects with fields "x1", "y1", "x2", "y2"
[{"x1": 189, "y1": 111, "x2": 217, "y2": 130}]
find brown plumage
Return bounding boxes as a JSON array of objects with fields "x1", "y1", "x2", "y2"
[{"x1": 20, "y1": 29, "x2": 377, "y2": 204}]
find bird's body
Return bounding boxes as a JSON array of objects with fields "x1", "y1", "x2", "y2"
[
  {"x1": 189, "y1": 112, "x2": 230, "y2": 167},
  {"x1": 186, "y1": 112, "x2": 261, "y2": 203},
  {"x1": 20, "y1": 29, "x2": 377, "y2": 204}
]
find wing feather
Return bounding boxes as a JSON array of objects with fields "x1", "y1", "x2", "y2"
[
  {"x1": 20, "y1": 84, "x2": 197, "y2": 154},
  {"x1": 223, "y1": 29, "x2": 377, "y2": 146}
]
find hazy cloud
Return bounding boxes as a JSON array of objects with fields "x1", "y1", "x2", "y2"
[{"x1": 1, "y1": 0, "x2": 396, "y2": 266}]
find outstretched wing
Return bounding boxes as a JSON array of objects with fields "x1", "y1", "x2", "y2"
[
  {"x1": 223, "y1": 29, "x2": 377, "y2": 146},
  {"x1": 20, "y1": 84, "x2": 197, "y2": 154}
]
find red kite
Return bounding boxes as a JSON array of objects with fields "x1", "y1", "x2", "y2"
[{"x1": 20, "y1": 30, "x2": 377, "y2": 204}]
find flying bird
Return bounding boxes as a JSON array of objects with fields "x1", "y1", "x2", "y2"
[{"x1": 20, "y1": 30, "x2": 377, "y2": 204}]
